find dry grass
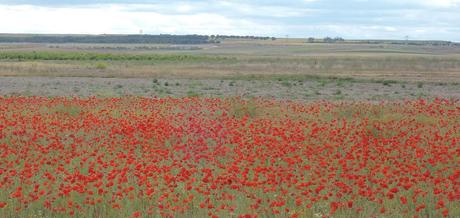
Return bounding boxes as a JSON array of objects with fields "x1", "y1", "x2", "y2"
[
  {"x1": 1, "y1": 41, "x2": 460, "y2": 83},
  {"x1": 0, "y1": 57, "x2": 459, "y2": 83}
]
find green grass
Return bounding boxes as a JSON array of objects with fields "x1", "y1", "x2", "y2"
[
  {"x1": 0, "y1": 51, "x2": 231, "y2": 62},
  {"x1": 95, "y1": 62, "x2": 108, "y2": 70},
  {"x1": 222, "y1": 73, "x2": 428, "y2": 86},
  {"x1": 186, "y1": 90, "x2": 201, "y2": 97}
]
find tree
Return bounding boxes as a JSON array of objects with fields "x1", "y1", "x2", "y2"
[
  {"x1": 334, "y1": 37, "x2": 344, "y2": 42},
  {"x1": 323, "y1": 37, "x2": 334, "y2": 43}
]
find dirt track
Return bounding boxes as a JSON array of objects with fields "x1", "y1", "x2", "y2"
[{"x1": 0, "y1": 76, "x2": 458, "y2": 100}]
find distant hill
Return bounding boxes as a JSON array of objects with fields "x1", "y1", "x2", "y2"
[
  {"x1": 0, "y1": 34, "x2": 212, "y2": 44},
  {"x1": 0, "y1": 34, "x2": 279, "y2": 44},
  {"x1": 305, "y1": 37, "x2": 459, "y2": 46},
  {"x1": 350, "y1": 39, "x2": 459, "y2": 46},
  {"x1": 1, "y1": 34, "x2": 456, "y2": 46}
]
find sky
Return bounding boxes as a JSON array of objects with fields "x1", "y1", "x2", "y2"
[{"x1": 0, "y1": 0, "x2": 459, "y2": 41}]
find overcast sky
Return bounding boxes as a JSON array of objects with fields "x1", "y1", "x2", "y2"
[{"x1": 0, "y1": 0, "x2": 459, "y2": 41}]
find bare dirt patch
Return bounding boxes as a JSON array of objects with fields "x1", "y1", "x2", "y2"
[{"x1": 1, "y1": 77, "x2": 458, "y2": 100}]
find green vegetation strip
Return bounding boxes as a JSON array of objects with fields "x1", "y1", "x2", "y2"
[
  {"x1": 224, "y1": 74, "x2": 394, "y2": 83},
  {"x1": 0, "y1": 51, "x2": 231, "y2": 62}
]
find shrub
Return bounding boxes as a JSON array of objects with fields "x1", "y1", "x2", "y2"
[{"x1": 96, "y1": 62, "x2": 107, "y2": 70}]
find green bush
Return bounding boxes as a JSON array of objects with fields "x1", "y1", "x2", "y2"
[{"x1": 96, "y1": 62, "x2": 108, "y2": 70}]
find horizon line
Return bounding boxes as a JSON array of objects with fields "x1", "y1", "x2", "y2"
[{"x1": 0, "y1": 33, "x2": 458, "y2": 43}]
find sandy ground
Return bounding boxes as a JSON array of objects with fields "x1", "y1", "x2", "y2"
[{"x1": 0, "y1": 77, "x2": 458, "y2": 100}]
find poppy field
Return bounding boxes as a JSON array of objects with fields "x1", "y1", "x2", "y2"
[{"x1": 0, "y1": 97, "x2": 459, "y2": 217}]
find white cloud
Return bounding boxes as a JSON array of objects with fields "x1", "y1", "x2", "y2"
[
  {"x1": 384, "y1": 0, "x2": 460, "y2": 7},
  {"x1": 0, "y1": 1, "x2": 459, "y2": 41},
  {"x1": 421, "y1": 0, "x2": 460, "y2": 7},
  {"x1": 214, "y1": 1, "x2": 316, "y2": 18},
  {"x1": 0, "y1": 4, "x2": 280, "y2": 35}
]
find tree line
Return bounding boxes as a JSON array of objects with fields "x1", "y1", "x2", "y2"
[
  {"x1": 0, "y1": 34, "x2": 276, "y2": 44},
  {"x1": 209, "y1": 35, "x2": 276, "y2": 42}
]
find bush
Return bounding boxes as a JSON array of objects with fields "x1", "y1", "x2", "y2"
[{"x1": 96, "y1": 62, "x2": 107, "y2": 70}]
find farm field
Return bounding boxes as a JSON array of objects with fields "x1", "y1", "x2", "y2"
[
  {"x1": 0, "y1": 40, "x2": 460, "y2": 100},
  {"x1": 0, "y1": 39, "x2": 460, "y2": 218},
  {"x1": 0, "y1": 97, "x2": 459, "y2": 217},
  {"x1": 0, "y1": 76, "x2": 459, "y2": 101},
  {"x1": 1, "y1": 42, "x2": 460, "y2": 84}
]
